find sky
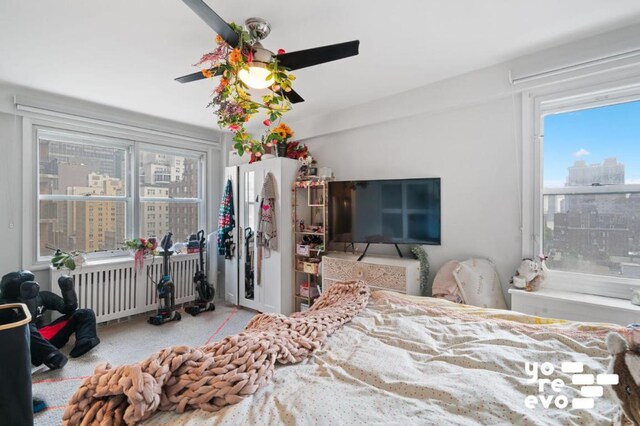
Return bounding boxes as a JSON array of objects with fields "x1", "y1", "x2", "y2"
[{"x1": 543, "y1": 99, "x2": 640, "y2": 187}]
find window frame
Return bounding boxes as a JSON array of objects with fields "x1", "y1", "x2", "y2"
[
  {"x1": 30, "y1": 124, "x2": 209, "y2": 264},
  {"x1": 36, "y1": 126, "x2": 134, "y2": 261},
  {"x1": 136, "y1": 143, "x2": 207, "y2": 244},
  {"x1": 524, "y1": 82, "x2": 640, "y2": 298}
]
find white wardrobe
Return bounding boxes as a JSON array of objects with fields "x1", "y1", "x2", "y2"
[{"x1": 223, "y1": 157, "x2": 298, "y2": 315}]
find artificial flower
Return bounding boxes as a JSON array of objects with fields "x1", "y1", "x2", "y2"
[
  {"x1": 194, "y1": 44, "x2": 227, "y2": 68},
  {"x1": 301, "y1": 155, "x2": 314, "y2": 166},
  {"x1": 124, "y1": 237, "x2": 157, "y2": 272},
  {"x1": 273, "y1": 123, "x2": 294, "y2": 138},
  {"x1": 228, "y1": 48, "x2": 242, "y2": 65},
  {"x1": 215, "y1": 78, "x2": 228, "y2": 93},
  {"x1": 194, "y1": 23, "x2": 304, "y2": 161},
  {"x1": 285, "y1": 141, "x2": 309, "y2": 160}
]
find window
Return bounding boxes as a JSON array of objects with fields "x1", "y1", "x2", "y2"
[
  {"x1": 38, "y1": 129, "x2": 129, "y2": 258},
  {"x1": 535, "y1": 92, "x2": 640, "y2": 292},
  {"x1": 36, "y1": 127, "x2": 206, "y2": 260},
  {"x1": 138, "y1": 148, "x2": 202, "y2": 241}
]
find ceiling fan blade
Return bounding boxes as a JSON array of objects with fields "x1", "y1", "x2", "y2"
[
  {"x1": 175, "y1": 67, "x2": 223, "y2": 83},
  {"x1": 282, "y1": 89, "x2": 304, "y2": 104},
  {"x1": 181, "y1": 0, "x2": 239, "y2": 47},
  {"x1": 277, "y1": 40, "x2": 359, "y2": 71}
]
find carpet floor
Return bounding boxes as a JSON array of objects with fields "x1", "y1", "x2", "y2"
[{"x1": 32, "y1": 303, "x2": 256, "y2": 426}]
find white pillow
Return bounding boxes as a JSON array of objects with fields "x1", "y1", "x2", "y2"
[{"x1": 452, "y1": 258, "x2": 507, "y2": 310}]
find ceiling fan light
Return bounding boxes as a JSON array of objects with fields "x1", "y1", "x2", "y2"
[{"x1": 238, "y1": 62, "x2": 274, "y2": 89}]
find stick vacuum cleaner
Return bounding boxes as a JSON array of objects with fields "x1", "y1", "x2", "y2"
[
  {"x1": 148, "y1": 232, "x2": 181, "y2": 325},
  {"x1": 185, "y1": 230, "x2": 215, "y2": 316}
]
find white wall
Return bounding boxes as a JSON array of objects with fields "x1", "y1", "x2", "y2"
[
  {"x1": 0, "y1": 82, "x2": 223, "y2": 291},
  {"x1": 291, "y1": 22, "x2": 640, "y2": 302},
  {"x1": 304, "y1": 95, "x2": 523, "y2": 301},
  {"x1": 0, "y1": 111, "x2": 27, "y2": 281}
]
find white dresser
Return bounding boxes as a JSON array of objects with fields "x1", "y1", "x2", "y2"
[{"x1": 322, "y1": 252, "x2": 421, "y2": 295}]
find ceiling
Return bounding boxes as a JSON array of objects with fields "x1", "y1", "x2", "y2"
[{"x1": 1, "y1": 0, "x2": 640, "y2": 131}]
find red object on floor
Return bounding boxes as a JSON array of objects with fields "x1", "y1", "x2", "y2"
[
  {"x1": 205, "y1": 308, "x2": 236, "y2": 345},
  {"x1": 39, "y1": 319, "x2": 69, "y2": 341}
]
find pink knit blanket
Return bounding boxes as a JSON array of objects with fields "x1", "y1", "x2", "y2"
[{"x1": 62, "y1": 281, "x2": 370, "y2": 425}]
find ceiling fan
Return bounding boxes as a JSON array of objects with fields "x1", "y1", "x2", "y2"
[{"x1": 176, "y1": 0, "x2": 360, "y2": 104}]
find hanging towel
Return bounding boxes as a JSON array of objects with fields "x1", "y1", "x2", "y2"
[
  {"x1": 217, "y1": 179, "x2": 235, "y2": 256},
  {"x1": 257, "y1": 172, "x2": 277, "y2": 251}
]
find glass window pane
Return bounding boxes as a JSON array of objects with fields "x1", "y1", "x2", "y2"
[
  {"x1": 39, "y1": 137, "x2": 126, "y2": 196},
  {"x1": 543, "y1": 100, "x2": 640, "y2": 278},
  {"x1": 139, "y1": 150, "x2": 199, "y2": 198},
  {"x1": 544, "y1": 193, "x2": 640, "y2": 276},
  {"x1": 140, "y1": 201, "x2": 199, "y2": 242},
  {"x1": 39, "y1": 200, "x2": 126, "y2": 257}
]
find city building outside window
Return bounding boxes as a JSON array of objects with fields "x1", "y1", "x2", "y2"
[
  {"x1": 138, "y1": 148, "x2": 203, "y2": 242},
  {"x1": 36, "y1": 128, "x2": 206, "y2": 260},
  {"x1": 540, "y1": 98, "x2": 640, "y2": 285}
]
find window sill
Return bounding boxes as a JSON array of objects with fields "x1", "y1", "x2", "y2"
[
  {"x1": 547, "y1": 270, "x2": 640, "y2": 300},
  {"x1": 509, "y1": 287, "x2": 640, "y2": 314},
  {"x1": 28, "y1": 252, "x2": 200, "y2": 272},
  {"x1": 509, "y1": 286, "x2": 639, "y2": 326}
]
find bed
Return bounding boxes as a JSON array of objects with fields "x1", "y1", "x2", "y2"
[{"x1": 142, "y1": 290, "x2": 623, "y2": 425}]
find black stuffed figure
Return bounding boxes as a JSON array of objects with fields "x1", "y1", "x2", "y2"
[{"x1": 0, "y1": 270, "x2": 100, "y2": 370}]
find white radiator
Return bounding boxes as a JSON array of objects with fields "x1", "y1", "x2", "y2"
[{"x1": 50, "y1": 254, "x2": 198, "y2": 323}]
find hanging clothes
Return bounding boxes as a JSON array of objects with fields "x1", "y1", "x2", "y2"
[
  {"x1": 256, "y1": 172, "x2": 277, "y2": 285},
  {"x1": 257, "y1": 172, "x2": 278, "y2": 251},
  {"x1": 217, "y1": 178, "x2": 235, "y2": 258}
]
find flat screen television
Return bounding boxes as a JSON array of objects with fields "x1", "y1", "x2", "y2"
[{"x1": 329, "y1": 178, "x2": 441, "y2": 245}]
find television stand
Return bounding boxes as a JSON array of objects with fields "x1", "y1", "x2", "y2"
[
  {"x1": 357, "y1": 243, "x2": 403, "y2": 261},
  {"x1": 322, "y1": 252, "x2": 420, "y2": 295}
]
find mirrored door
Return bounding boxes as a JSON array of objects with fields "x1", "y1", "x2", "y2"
[{"x1": 242, "y1": 170, "x2": 256, "y2": 301}]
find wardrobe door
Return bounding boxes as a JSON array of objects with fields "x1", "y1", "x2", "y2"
[
  {"x1": 238, "y1": 165, "x2": 262, "y2": 311},
  {"x1": 259, "y1": 162, "x2": 282, "y2": 314},
  {"x1": 223, "y1": 166, "x2": 239, "y2": 305}
]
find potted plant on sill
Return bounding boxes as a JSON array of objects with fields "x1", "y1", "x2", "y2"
[{"x1": 50, "y1": 249, "x2": 85, "y2": 272}]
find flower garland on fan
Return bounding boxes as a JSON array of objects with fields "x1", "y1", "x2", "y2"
[
  {"x1": 196, "y1": 24, "x2": 296, "y2": 159},
  {"x1": 123, "y1": 238, "x2": 158, "y2": 272}
]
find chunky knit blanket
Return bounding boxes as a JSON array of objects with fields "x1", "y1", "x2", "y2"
[{"x1": 62, "y1": 281, "x2": 370, "y2": 426}]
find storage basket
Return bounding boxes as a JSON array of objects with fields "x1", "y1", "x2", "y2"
[{"x1": 0, "y1": 303, "x2": 33, "y2": 425}]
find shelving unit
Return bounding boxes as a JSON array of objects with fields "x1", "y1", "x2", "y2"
[{"x1": 292, "y1": 179, "x2": 329, "y2": 312}]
